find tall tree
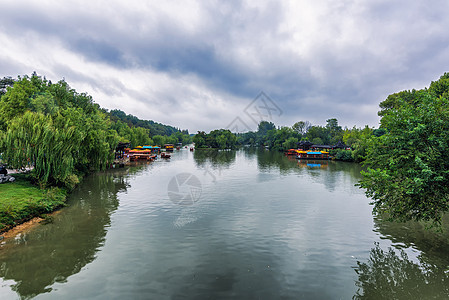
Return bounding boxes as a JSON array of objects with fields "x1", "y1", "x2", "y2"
[
  {"x1": 359, "y1": 74, "x2": 449, "y2": 226},
  {"x1": 0, "y1": 76, "x2": 15, "y2": 97},
  {"x1": 292, "y1": 120, "x2": 312, "y2": 136},
  {"x1": 257, "y1": 121, "x2": 276, "y2": 136},
  {"x1": 326, "y1": 118, "x2": 343, "y2": 144},
  {"x1": 0, "y1": 76, "x2": 38, "y2": 123}
]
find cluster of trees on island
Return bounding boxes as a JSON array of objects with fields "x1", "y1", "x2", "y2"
[
  {"x1": 1, "y1": 72, "x2": 449, "y2": 227},
  {"x1": 193, "y1": 118, "x2": 385, "y2": 163}
]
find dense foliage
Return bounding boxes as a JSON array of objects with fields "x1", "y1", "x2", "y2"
[
  {"x1": 193, "y1": 119, "x2": 382, "y2": 161},
  {"x1": 234, "y1": 119, "x2": 380, "y2": 159},
  {"x1": 0, "y1": 73, "x2": 190, "y2": 188},
  {"x1": 235, "y1": 119, "x2": 344, "y2": 151},
  {"x1": 0, "y1": 75, "x2": 119, "y2": 188},
  {"x1": 0, "y1": 76, "x2": 14, "y2": 98},
  {"x1": 359, "y1": 73, "x2": 449, "y2": 226}
]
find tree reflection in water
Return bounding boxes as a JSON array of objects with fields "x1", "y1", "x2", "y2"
[
  {"x1": 193, "y1": 149, "x2": 237, "y2": 177},
  {"x1": 353, "y1": 243, "x2": 449, "y2": 299},
  {"x1": 0, "y1": 169, "x2": 129, "y2": 299}
]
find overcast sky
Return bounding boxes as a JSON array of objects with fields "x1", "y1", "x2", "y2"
[{"x1": 1, "y1": 0, "x2": 448, "y2": 133}]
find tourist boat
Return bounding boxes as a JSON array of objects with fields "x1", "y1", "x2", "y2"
[
  {"x1": 141, "y1": 145, "x2": 161, "y2": 153},
  {"x1": 125, "y1": 148, "x2": 158, "y2": 161},
  {"x1": 296, "y1": 150, "x2": 329, "y2": 160},
  {"x1": 164, "y1": 144, "x2": 174, "y2": 152},
  {"x1": 161, "y1": 152, "x2": 171, "y2": 159},
  {"x1": 285, "y1": 149, "x2": 300, "y2": 155},
  {"x1": 190, "y1": 147, "x2": 194, "y2": 152}
]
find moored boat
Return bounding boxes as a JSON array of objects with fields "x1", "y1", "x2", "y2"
[
  {"x1": 164, "y1": 144, "x2": 174, "y2": 152},
  {"x1": 285, "y1": 149, "x2": 300, "y2": 155},
  {"x1": 296, "y1": 150, "x2": 329, "y2": 160},
  {"x1": 125, "y1": 147, "x2": 158, "y2": 161}
]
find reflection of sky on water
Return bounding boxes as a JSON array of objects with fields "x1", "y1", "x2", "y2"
[
  {"x1": 0, "y1": 170, "x2": 129, "y2": 299},
  {"x1": 1, "y1": 149, "x2": 448, "y2": 298},
  {"x1": 253, "y1": 148, "x2": 364, "y2": 193}
]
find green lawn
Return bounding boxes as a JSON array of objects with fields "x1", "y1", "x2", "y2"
[{"x1": 0, "y1": 174, "x2": 67, "y2": 232}]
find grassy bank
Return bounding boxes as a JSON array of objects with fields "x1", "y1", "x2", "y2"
[{"x1": 0, "y1": 174, "x2": 67, "y2": 233}]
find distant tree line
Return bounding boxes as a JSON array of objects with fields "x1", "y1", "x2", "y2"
[
  {"x1": 108, "y1": 109, "x2": 187, "y2": 137},
  {"x1": 192, "y1": 118, "x2": 385, "y2": 162},
  {"x1": 193, "y1": 129, "x2": 237, "y2": 149}
]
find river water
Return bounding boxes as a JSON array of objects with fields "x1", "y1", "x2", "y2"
[{"x1": 1, "y1": 148, "x2": 449, "y2": 299}]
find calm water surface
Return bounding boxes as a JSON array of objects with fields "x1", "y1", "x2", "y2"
[{"x1": 1, "y1": 149, "x2": 449, "y2": 299}]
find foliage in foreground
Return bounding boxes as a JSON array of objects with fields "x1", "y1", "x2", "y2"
[
  {"x1": 0, "y1": 174, "x2": 66, "y2": 232},
  {"x1": 0, "y1": 75, "x2": 119, "y2": 187},
  {"x1": 359, "y1": 73, "x2": 449, "y2": 227}
]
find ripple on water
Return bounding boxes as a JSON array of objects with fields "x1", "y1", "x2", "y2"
[{"x1": 2, "y1": 151, "x2": 444, "y2": 299}]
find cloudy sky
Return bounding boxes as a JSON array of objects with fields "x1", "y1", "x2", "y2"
[{"x1": 1, "y1": 0, "x2": 448, "y2": 133}]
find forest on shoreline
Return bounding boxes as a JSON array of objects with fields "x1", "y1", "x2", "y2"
[{"x1": 1, "y1": 72, "x2": 449, "y2": 229}]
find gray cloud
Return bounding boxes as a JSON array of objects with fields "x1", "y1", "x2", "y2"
[{"x1": 1, "y1": 0, "x2": 448, "y2": 132}]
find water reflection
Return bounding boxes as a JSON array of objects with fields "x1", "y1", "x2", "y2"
[
  {"x1": 168, "y1": 241, "x2": 286, "y2": 299},
  {"x1": 0, "y1": 169, "x2": 128, "y2": 299},
  {"x1": 297, "y1": 160, "x2": 329, "y2": 169},
  {"x1": 193, "y1": 149, "x2": 236, "y2": 170},
  {"x1": 252, "y1": 148, "x2": 363, "y2": 192},
  {"x1": 4, "y1": 149, "x2": 447, "y2": 298},
  {"x1": 373, "y1": 214, "x2": 449, "y2": 267},
  {"x1": 256, "y1": 149, "x2": 297, "y2": 174},
  {"x1": 353, "y1": 243, "x2": 449, "y2": 299}
]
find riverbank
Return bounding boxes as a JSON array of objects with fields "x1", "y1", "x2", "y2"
[
  {"x1": 0, "y1": 210, "x2": 63, "y2": 241},
  {"x1": 0, "y1": 173, "x2": 67, "y2": 234}
]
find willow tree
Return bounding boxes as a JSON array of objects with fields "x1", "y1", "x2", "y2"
[
  {"x1": 57, "y1": 107, "x2": 119, "y2": 173},
  {"x1": 1, "y1": 111, "x2": 83, "y2": 188}
]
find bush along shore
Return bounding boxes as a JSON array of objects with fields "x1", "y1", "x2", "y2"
[{"x1": 0, "y1": 173, "x2": 67, "y2": 233}]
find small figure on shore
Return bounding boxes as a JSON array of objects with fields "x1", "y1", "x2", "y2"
[
  {"x1": 0, "y1": 165, "x2": 7, "y2": 175},
  {"x1": 0, "y1": 165, "x2": 15, "y2": 183}
]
